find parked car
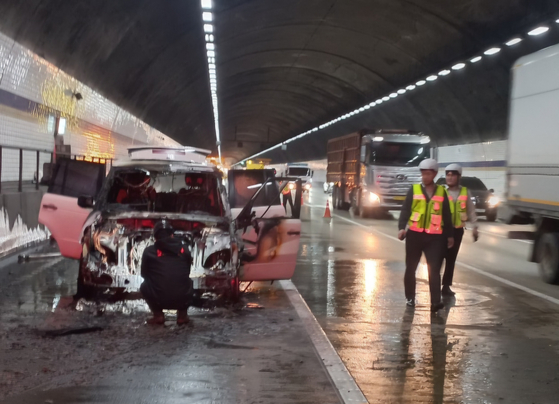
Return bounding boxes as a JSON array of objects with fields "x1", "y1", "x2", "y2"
[
  {"x1": 38, "y1": 147, "x2": 303, "y2": 303},
  {"x1": 436, "y1": 176, "x2": 499, "y2": 222}
]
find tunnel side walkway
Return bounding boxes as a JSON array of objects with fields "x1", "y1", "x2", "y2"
[{"x1": 0, "y1": 246, "x2": 343, "y2": 404}]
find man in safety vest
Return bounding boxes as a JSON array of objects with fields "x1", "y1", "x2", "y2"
[
  {"x1": 397, "y1": 158, "x2": 454, "y2": 312},
  {"x1": 441, "y1": 164, "x2": 478, "y2": 296}
]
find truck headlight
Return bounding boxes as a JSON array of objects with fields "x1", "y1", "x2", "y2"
[
  {"x1": 370, "y1": 192, "x2": 380, "y2": 203},
  {"x1": 288, "y1": 182, "x2": 295, "y2": 190},
  {"x1": 487, "y1": 196, "x2": 499, "y2": 207},
  {"x1": 304, "y1": 183, "x2": 311, "y2": 190}
]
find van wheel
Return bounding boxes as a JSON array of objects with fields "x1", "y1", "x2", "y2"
[{"x1": 538, "y1": 233, "x2": 559, "y2": 284}]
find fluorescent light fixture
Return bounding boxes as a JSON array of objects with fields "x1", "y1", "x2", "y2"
[
  {"x1": 389, "y1": 93, "x2": 398, "y2": 98},
  {"x1": 484, "y1": 47, "x2": 500, "y2": 55},
  {"x1": 206, "y1": 43, "x2": 215, "y2": 50},
  {"x1": 397, "y1": 89, "x2": 406, "y2": 94},
  {"x1": 201, "y1": 0, "x2": 212, "y2": 9},
  {"x1": 416, "y1": 80, "x2": 426, "y2": 86},
  {"x1": 439, "y1": 70, "x2": 451, "y2": 76},
  {"x1": 359, "y1": 107, "x2": 365, "y2": 112},
  {"x1": 209, "y1": 63, "x2": 216, "y2": 69},
  {"x1": 506, "y1": 38, "x2": 522, "y2": 46},
  {"x1": 373, "y1": 137, "x2": 384, "y2": 142},
  {"x1": 426, "y1": 75, "x2": 438, "y2": 81},
  {"x1": 204, "y1": 24, "x2": 213, "y2": 33},
  {"x1": 376, "y1": 99, "x2": 383, "y2": 104},
  {"x1": 364, "y1": 105, "x2": 371, "y2": 109},
  {"x1": 202, "y1": 12, "x2": 213, "y2": 21},
  {"x1": 557, "y1": 19, "x2": 559, "y2": 23},
  {"x1": 406, "y1": 85, "x2": 416, "y2": 90},
  {"x1": 369, "y1": 102, "x2": 377, "y2": 107},
  {"x1": 382, "y1": 96, "x2": 390, "y2": 101},
  {"x1": 452, "y1": 63, "x2": 466, "y2": 70},
  {"x1": 528, "y1": 26, "x2": 549, "y2": 36},
  {"x1": 205, "y1": 34, "x2": 214, "y2": 42},
  {"x1": 207, "y1": 50, "x2": 215, "y2": 57},
  {"x1": 470, "y1": 56, "x2": 482, "y2": 63}
]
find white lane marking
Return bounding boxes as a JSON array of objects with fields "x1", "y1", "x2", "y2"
[
  {"x1": 280, "y1": 280, "x2": 368, "y2": 404},
  {"x1": 477, "y1": 229, "x2": 532, "y2": 244},
  {"x1": 306, "y1": 203, "x2": 559, "y2": 307}
]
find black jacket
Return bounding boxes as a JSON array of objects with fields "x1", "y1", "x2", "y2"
[
  {"x1": 140, "y1": 237, "x2": 193, "y2": 309},
  {"x1": 398, "y1": 184, "x2": 454, "y2": 238}
]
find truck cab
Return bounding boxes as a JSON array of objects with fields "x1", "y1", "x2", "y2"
[
  {"x1": 327, "y1": 129, "x2": 431, "y2": 217},
  {"x1": 284, "y1": 163, "x2": 313, "y2": 192}
]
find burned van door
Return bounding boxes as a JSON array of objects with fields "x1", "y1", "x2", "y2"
[{"x1": 38, "y1": 158, "x2": 106, "y2": 259}]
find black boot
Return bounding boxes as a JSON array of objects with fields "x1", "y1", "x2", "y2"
[
  {"x1": 442, "y1": 285, "x2": 455, "y2": 296},
  {"x1": 406, "y1": 299, "x2": 415, "y2": 307},
  {"x1": 431, "y1": 302, "x2": 445, "y2": 312}
]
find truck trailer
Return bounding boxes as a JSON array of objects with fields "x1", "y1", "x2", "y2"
[
  {"x1": 507, "y1": 43, "x2": 559, "y2": 284},
  {"x1": 326, "y1": 129, "x2": 431, "y2": 217}
]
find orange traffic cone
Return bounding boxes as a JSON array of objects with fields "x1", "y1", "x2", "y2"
[{"x1": 324, "y1": 200, "x2": 332, "y2": 218}]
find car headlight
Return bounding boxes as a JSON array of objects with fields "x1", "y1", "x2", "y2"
[
  {"x1": 370, "y1": 192, "x2": 380, "y2": 203},
  {"x1": 487, "y1": 196, "x2": 499, "y2": 207},
  {"x1": 288, "y1": 182, "x2": 295, "y2": 190}
]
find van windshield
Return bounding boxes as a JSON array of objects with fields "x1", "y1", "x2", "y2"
[
  {"x1": 103, "y1": 168, "x2": 224, "y2": 216},
  {"x1": 369, "y1": 142, "x2": 430, "y2": 166},
  {"x1": 287, "y1": 167, "x2": 310, "y2": 176}
]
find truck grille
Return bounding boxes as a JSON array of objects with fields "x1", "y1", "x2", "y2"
[{"x1": 374, "y1": 167, "x2": 421, "y2": 203}]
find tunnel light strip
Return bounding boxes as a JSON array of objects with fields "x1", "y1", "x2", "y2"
[
  {"x1": 201, "y1": 0, "x2": 222, "y2": 161},
  {"x1": 235, "y1": 17, "x2": 558, "y2": 165}
]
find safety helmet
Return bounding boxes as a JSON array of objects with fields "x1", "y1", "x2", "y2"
[
  {"x1": 154, "y1": 220, "x2": 174, "y2": 240},
  {"x1": 418, "y1": 158, "x2": 439, "y2": 171},
  {"x1": 445, "y1": 163, "x2": 462, "y2": 175}
]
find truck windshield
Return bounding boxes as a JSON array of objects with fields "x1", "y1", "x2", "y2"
[
  {"x1": 287, "y1": 167, "x2": 309, "y2": 176},
  {"x1": 369, "y1": 142, "x2": 430, "y2": 166}
]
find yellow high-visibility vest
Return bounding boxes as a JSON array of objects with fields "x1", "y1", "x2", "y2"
[
  {"x1": 448, "y1": 186, "x2": 469, "y2": 228},
  {"x1": 408, "y1": 184, "x2": 446, "y2": 234}
]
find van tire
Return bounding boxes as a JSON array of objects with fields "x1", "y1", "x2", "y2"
[{"x1": 538, "y1": 232, "x2": 559, "y2": 284}]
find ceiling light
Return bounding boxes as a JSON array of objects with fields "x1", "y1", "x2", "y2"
[
  {"x1": 484, "y1": 47, "x2": 500, "y2": 55},
  {"x1": 416, "y1": 80, "x2": 426, "y2": 86},
  {"x1": 206, "y1": 43, "x2": 215, "y2": 50},
  {"x1": 390, "y1": 93, "x2": 398, "y2": 98},
  {"x1": 506, "y1": 38, "x2": 522, "y2": 46},
  {"x1": 439, "y1": 70, "x2": 451, "y2": 76},
  {"x1": 373, "y1": 137, "x2": 384, "y2": 142},
  {"x1": 470, "y1": 56, "x2": 482, "y2": 63},
  {"x1": 369, "y1": 102, "x2": 376, "y2": 107},
  {"x1": 452, "y1": 63, "x2": 466, "y2": 70},
  {"x1": 364, "y1": 105, "x2": 371, "y2": 109},
  {"x1": 382, "y1": 96, "x2": 390, "y2": 101},
  {"x1": 528, "y1": 26, "x2": 549, "y2": 36},
  {"x1": 207, "y1": 50, "x2": 215, "y2": 57},
  {"x1": 201, "y1": 0, "x2": 212, "y2": 9},
  {"x1": 376, "y1": 99, "x2": 383, "y2": 104},
  {"x1": 556, "y1": 19, "x2": 559, "y2": 23},
  {"x1": 202, "y1": 12, "x2": 213, "y2": 22},
  {"x1": 406, "y1": 85, "x2": 416, "y2": 90},
  {"x1": 205, "y1": 34, "x2": 214, "y2": 42},
  {"x1": 204, "y1": 24, "x2": 213, "y2": 33},
  {"x1": 397, "y1": 89, "x2": 406, "y2": 94},
  {"x1": 426, "y1": 75, "x2": 438, "y2": 81}
]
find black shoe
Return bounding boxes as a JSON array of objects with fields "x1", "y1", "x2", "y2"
[
  {"x1": 442, "y1": 285, "x2": 455, "y2": 296},
  {"x1": 431, "y1": 302, "x2": 445, "y2": 312},
  {"x1": 406, "y1": 299, "x2": 415, "y2": 307}
]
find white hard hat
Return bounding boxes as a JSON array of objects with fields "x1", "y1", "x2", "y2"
[
  {"x1": 445, "y1": 163, "x2": 462, "y2": 175},
  {"x1": 418, "y1": 158, "x2": 439, "y2": 171}
]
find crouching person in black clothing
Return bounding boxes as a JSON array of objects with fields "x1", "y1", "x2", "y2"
[{"x1": 140, "y1": 220, "x2": 193, "y2": 325}]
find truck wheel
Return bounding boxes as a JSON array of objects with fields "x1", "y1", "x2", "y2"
[
  {"x1": 485, "y1": 210, "x2": 497, "y2": 222},
  {"x1": 538, "y1": 233, "x2": 559, "y2": 284},
  {"x1": 357, "y1": 191, "x2": 371, "y2": 218},
  {"x1": 332, "y1": 185, "x2": 339, "y2": 210}
]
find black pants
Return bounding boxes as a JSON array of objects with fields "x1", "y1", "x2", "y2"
[
  {"x1": 404, "y1": 230, "x2": 447, "y2": 304},
  {"x1": 140, "y1": 282, "x2": 192, "y2": 312},
  {"x1": 442, "y1": 227, "x2": 464, "y2": 286},
  {"x1": 282, "y1": 192, "x2": 293, "y2": 212}
]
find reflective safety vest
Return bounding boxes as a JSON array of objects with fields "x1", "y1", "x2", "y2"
[
  {"x1": 408, "y1": 184, "x2": 446, "y2": 234},
  {"x1": 448, "y1": 186, "x2": 469, "y2": 228}
]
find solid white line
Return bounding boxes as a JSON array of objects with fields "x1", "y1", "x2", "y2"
[
  {"x1": 306, "y1": 203, "x2": 559, "y2": 307},
  {"x1": 477, "y1": 229, "x2": 532, "y2": 244},
  {"x1": 280, "y1": 280, "x2": 368, "y2": 404}
]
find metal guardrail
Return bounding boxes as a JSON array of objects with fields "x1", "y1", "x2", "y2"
[{"x1": 0, "y1": 145, "x2": 113, "y2": 193}]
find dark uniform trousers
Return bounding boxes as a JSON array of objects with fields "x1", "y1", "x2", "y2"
[
  {"x1": 405, "y1": 230, "x2": 446, "y2": 304},
  {"x1": 442, "y1": 227, "x2": 464, "y2": 286}
]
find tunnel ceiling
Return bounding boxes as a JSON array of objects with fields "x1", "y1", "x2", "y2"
[{"x1": 1, "y1": 0, "x2": 559, "y2": 164}]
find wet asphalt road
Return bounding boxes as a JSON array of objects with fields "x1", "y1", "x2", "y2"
[
  {"x1": 0, "y1": 245, "x2": 339, "y2": 404},
  {"x1": 291, "y1": 191, "x2": 559, "y2": 404}
]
